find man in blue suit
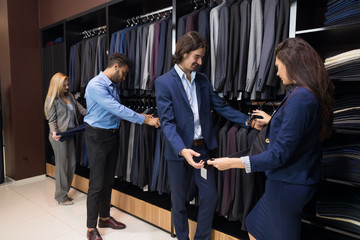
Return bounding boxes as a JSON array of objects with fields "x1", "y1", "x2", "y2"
[{"x1": 155, "y1": 31, "x2": 251, "y2": 240}]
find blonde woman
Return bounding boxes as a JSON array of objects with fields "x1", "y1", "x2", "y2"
[{"x1": 44, "y1": 72, "x2": 87, "y2": 205}]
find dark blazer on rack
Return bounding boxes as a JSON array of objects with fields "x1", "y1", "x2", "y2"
[{"x1": 155, "y1": 67, "x2": 249, "y2": 161}]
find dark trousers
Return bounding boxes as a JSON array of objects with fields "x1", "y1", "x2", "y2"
[
  {"x1": 167, "y1": 144, "x2": 218, "y2": 240},
  {"x1": 85, "y1": 125, "x2": 119, "y2": 228}
]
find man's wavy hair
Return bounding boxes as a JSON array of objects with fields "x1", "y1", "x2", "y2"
[{"x1": 173, "y1": 31, "x2": 207, "y2": 64}]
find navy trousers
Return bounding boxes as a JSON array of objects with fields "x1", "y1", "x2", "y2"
[{"x1": 167, "y1": 143, "x2": 217, "y2": 240}]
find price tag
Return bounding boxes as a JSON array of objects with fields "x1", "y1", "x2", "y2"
[{"x1": 201, "y1": 167, "x2": 207, "y2": 180}]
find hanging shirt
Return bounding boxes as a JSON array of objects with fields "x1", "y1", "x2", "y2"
[{"x1": 174, "y1": 64, "x2": 203, "y2": 140}]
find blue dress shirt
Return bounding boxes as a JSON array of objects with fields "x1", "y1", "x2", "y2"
[
  {"x1": 84, "y1": 71, "x2": 145, "y2": 129},
  {"x1": 174, "y1": 64, "x2": 203, "y2": 140}
]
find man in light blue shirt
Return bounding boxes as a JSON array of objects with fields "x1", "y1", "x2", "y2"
[{"x1": 85, "y1": 53, "x2": 159, "y2": 240}]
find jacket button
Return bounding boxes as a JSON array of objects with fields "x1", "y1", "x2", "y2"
[{"x1": 265, "y1": 138, "x2": 270, "y2": 143}]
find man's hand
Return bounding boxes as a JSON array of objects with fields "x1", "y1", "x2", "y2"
[
  {"x1": 180, "y1": 148, "x2": 203, "y2": 169},
  {"x1": 143, "y1": 115, "x2": 160, "y2": 128},
  {"x1": 52, "y1": 132, "x2": 61, "y2": 141}
]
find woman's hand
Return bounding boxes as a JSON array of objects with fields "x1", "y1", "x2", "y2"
[
  {"x1": 207, "y1": 157, "x2": 244, "y2": 171},
  {"x1": 52, "y1": 132, "x2": 61, "y2": 141},
  {"x1": 251, "y1": 110, "x2": 271, "y2": 129}
]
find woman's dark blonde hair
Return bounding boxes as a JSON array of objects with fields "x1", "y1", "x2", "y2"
[
  {"x1": 173, "y1": 31, "x2": 207, "y2": 64},
  {"x1": 275, "y1": 37, "x2": 334, "y2": 141},
  {"x1": 44, "y1": 72, "x2": 68, "y2": 120}
]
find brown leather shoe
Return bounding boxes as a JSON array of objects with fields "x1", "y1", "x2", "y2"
[
  {"x1": 87, "y1": 228, "x2": 102, "y2": 240},
  {"x1": 98, "y1": 216, "x2": 126, "y2": 229}
]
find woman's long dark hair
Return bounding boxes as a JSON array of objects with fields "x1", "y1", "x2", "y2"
[{"x1": 275, "y1": 38, "x2": 334, "y2": 141}]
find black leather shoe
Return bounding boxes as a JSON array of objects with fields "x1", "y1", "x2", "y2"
[
  {"x1": 98, "y1": 216, "x2": 126, "y2": 229},
  {"x1": 87, "y1": 228, "x2": 102, "y2": 240}
]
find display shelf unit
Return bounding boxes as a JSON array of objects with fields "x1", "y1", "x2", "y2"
[
  {"x1": 294, "y1": 1, "x2": 360, "y2": 239},
  {"x1": 41, "y1": 0, "x2": 360, "y2": 239}
]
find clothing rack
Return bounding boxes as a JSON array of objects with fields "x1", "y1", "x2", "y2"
[
  {"x1": 193, "y1": 0, "x2": 207, "y2": 9},
  {"x1": 126, "y1": 6, "x2": 173, "y2": 26},
  {"x1": 81, "y1": 25, "x2": 106, "y2": 38},
  {"x1": 247, "y1": 101, "x2": 281, "y2": 107}
]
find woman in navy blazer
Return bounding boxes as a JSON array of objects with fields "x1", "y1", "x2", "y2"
[
  {"x1": 44, "y1": 73, "x2": 87, "y2": 205},
  {"x1": 208, "y1": 38, "x2": 335, "y2": 240}
]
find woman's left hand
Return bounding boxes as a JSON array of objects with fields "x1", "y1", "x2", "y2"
[{"x1": 207, "y1": 157, "x2": 234, "y2": 171}]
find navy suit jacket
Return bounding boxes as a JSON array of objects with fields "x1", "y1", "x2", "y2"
[
  {"x1": 155, "y1": 67, "x2": 249, "y2": 161},
  {"x1": 250, "y1": 86, "x2": 322, "y2": 185}
]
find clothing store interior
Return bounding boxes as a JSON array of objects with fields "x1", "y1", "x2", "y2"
[{"x1": 0, "y1": 0, "x2": 359, "y2": 239}]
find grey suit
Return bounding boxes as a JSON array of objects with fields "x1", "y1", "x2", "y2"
[
  {"x1": 255, "y1": 0, "x2": 279, "y2": 92},
  {"x1": 46, "y1": 93, "x2": 87, "y2": 202},
  {"x1": 210, "y1": 2, "x2": 226, "y2": 88},
  {"x1": 245, "y1": 0, "x2": 263, "y2": 94},
  {"x1": 236, "y1": 0, "x2": 251, "y2": 94},
  {"x1": 214, "y1": 1, "x2": 234, "y2": 92}
]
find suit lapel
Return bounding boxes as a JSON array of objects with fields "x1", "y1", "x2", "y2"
[{"x1": 171, "y1": 68, "x2": 191, "y2": 109}]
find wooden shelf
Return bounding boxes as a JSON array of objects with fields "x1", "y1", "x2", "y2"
[
  {"x1": 296, "y1": 22, "x2": 360, "y2": 35},
  {"x1": 325, "y1": 178, "x2": 360, "y2": 187},
  {"x1": 302, "y1": 213, "x2": 360, "y2": 240}
]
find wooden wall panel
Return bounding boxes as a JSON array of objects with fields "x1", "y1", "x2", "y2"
[
  {"x1": 0, "y1": 0, "x2": 45, "y2": 180},
  {"x1": 38, "y1": 0, "x2": 111, "y2": 28}
]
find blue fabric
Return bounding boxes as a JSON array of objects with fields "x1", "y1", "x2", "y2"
[
  {"x1": 167, "y1": 144, "x2": 217, "y2": 240},
  {"x1": 174, "y1": 64, "x2": 202, "y2": 140},
  {"x1": 325, "y1": 0, "x2": 360, "y2": 26},
  {"x1": 245, "y1": 179, "x2": 316, "y2": 240},
  {"x1": 155, "y1": 67, "x2": 249, "y2": 160},
  {"x1": 119, "y1": 26, "x2": 136, "y2": 54},
  {"x1": 250, "y1": 86, "x2": 322, "y2": 185},
  {"x1": 151, "y1": 128, "x2": 162, "y2": 191},
  {"x1": 57, "y1": 123, "x2": 87, "y2": 142},
  {"x1": 54, "y1": 37, "x2": 63, "y2": 43},
  {"x1": 84, "y1": 72, "x2": 145, "y2": 129},
  {"x1": 109, "y1": 31, "x2": 118, "y2": 56},
  {"x1": 156, "y1": 17, "x2": 170, "y2": 78}
]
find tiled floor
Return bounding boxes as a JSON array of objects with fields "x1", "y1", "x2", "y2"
[{"x1": 0, "y1": 175, "x2": 175, "y2": 240}]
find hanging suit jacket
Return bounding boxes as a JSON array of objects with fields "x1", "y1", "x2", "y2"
[{"x1": 155, "y1": 67, "x2": 249, "y2": 161}]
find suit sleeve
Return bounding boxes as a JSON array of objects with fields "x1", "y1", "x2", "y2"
[
  {"x1": 155, "y1": 79, "x2": 186, "y2": 157},
  {"x1": 207, "y1": 81, "x2": 249, "y2": 128},
  {"x1": 250, "y1": 93, "x2": 318, "y2": 171},
  {"x1": 46, "y1": 99, "x2": 59, "y2": 133}
]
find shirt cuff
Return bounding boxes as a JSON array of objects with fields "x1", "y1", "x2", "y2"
[
  {"x1": 240, "y1": 156, "x2": 251, "y2": 173},
  {"x1": 137, "y1": 114, "x2": 146, "y2": 125}
]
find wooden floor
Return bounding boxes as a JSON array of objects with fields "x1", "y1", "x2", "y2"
[{"x1": 46, "y1": 163, "x2": 240, "y2": 240}]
